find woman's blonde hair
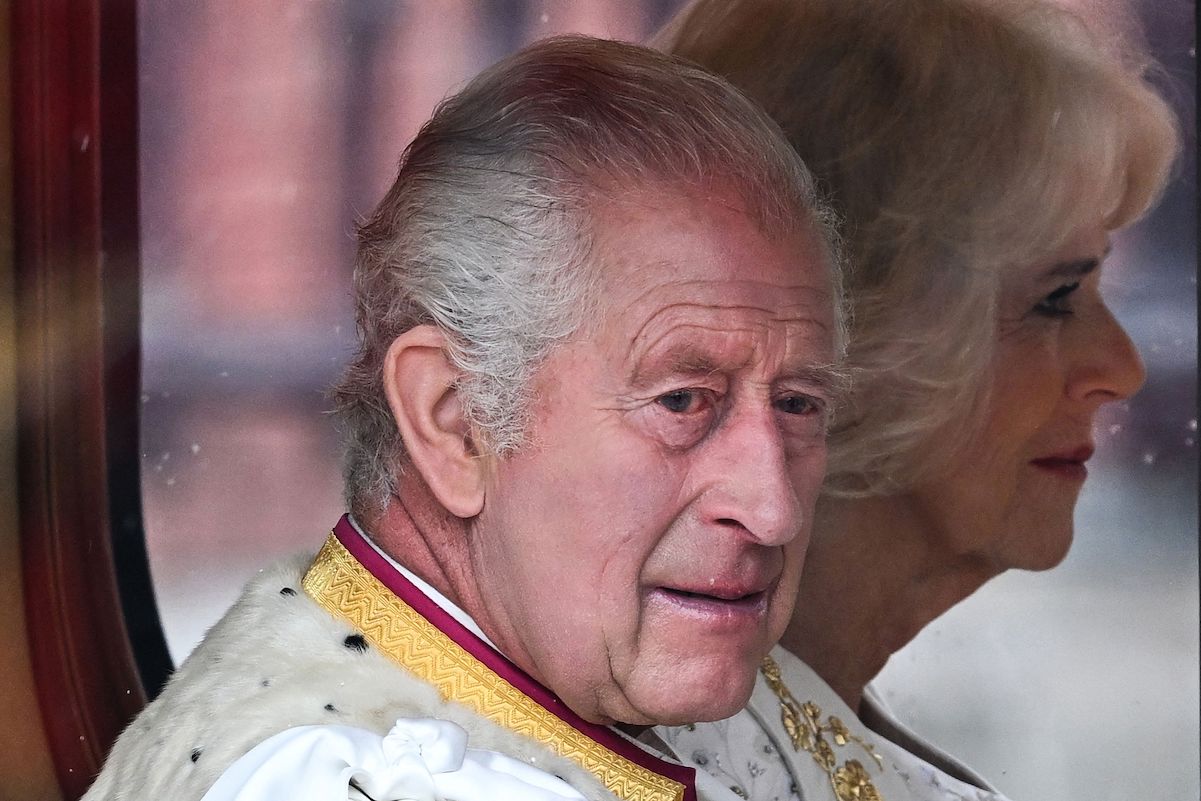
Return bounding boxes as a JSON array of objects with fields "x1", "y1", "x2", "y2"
[{"x1": 658, "y1": 0, "x2": 1180, "y2": 495}]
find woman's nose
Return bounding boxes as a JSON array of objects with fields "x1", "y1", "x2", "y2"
[{"x1": 1065, "y1": 302, "x2": 1147, "y2": 405}]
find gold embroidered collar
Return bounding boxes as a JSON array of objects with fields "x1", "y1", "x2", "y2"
[{"x1": 302, "y1": 520, "x2": 695, "y2": 801}]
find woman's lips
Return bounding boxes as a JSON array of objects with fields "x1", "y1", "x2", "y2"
[{"x1": 1030, "y1": 445, "x2": 1094, "y2": 481}]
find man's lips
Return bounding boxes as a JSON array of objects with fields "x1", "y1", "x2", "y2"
[
  {"x1": 1030, "y1": 445, "x2": 1094, "y2": 480},
  {"x1": 648, "y1": 580, "x2": 773, "y2": 628},
  {"x1": 658, "y1": 585, "x2": 767, "y2": 603}
]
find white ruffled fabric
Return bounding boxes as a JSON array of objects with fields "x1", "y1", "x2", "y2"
[{"x1": 200, "y1": 717, "x2": 588, "y2": 801}]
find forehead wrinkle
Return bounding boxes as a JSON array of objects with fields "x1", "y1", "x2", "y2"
[
  {"x1": 624, "y1": 291, "x2": 832, "y2": 348},
  {"x1": 627, "y1": 314, "x2": 833, "y2": 391},
  {"x1": 621, "y1": 277, "x2": 832, "y2": 308}
]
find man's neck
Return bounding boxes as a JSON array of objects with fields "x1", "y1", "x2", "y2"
[
  {"x1": 780, "y1": 495, "x2": 997, "y2": 711},
  {"x1": 349, "y1": 514, "x2": 497, "y2": 648},
  {"x1": 358, "y1": 483, "x2": 541, "y2": 690},
  {"x1": 361, "y1": 487, "x2": 475, "y2": 612}
]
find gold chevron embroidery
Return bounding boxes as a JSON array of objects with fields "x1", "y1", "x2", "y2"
[{"x1": 302, "y1": 534, "x2": 686, "y2": 801}]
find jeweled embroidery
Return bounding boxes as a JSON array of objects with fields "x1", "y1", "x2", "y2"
[{"x1": 761, "y1": 655, "x2": 884, "y2": 801}]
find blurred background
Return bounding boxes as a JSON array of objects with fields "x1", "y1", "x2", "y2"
[{"x1": 136, "y1": 2, "x2": 1197, "y2": 800}]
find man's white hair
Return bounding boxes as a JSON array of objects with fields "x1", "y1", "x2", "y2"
[{"x1": 333, "y1": 35, "x2": 845, "y2": 518}]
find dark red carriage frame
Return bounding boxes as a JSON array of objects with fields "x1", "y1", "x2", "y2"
[{"x1": 12, "y1": 1, "x2": 171, "y2": 797}]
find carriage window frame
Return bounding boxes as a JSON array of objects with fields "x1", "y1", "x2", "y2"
[{"x1": 14, "y1": 1, "x2": 171, "y2": 797}]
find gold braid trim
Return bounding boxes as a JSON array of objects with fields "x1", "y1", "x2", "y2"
[
  {"x1": 302, "y1": 534, "x2": 686, "y2": 801},
  {"x1": 760, "y1": 655, "x2": 884, "y2": 801}
]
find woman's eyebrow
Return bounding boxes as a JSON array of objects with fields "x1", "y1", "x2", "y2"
[
  {"x1": 1047, "y1": 244, "x2": 1111, "y2": 279},
  {"x1": 1046, "y1": 257, "x2": 1101, "y2": 279}
]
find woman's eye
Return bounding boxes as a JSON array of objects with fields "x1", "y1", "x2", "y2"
[
  {"x1": 1033, "y1": 282, "x2": 1081, "y2": 317},
  {"x1": 656, "y1": 389, "x2": 707, "y2": 414}
]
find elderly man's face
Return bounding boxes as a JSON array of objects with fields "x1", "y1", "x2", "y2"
[{"x1": 469, "y1": 184, "x2": 837, "y2": 725}]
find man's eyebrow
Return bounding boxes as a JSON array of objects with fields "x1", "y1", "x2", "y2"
[
  {"x1": 629, "y1": 343, "x2": 849, "y2": 397},
  {"x1": 630, "y1": 349, "x2": 724, "y2": 387},
  {"x1": 782, "y1": 363, "x2": 851, "y2": 400}
]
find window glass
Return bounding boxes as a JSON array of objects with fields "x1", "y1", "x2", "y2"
[{"x1": 138, "y1": 3, "x2": 1196, "y2": 799}]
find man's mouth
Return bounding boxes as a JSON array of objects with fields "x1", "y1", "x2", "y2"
[
  {"x1": 650, "y1": 584, "x2": 771, "y2": 626},
  {"x1": 659, "y1": 586, "x2": 765, "y2": 603}
]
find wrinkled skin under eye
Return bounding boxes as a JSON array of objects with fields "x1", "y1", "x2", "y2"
[{"x1": 645, "y1": 388, "x2": 721, "y2": 450}]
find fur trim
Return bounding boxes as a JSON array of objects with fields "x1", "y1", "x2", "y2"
[{"x1": 82, "y1": 554, "x2": 614, "y2": 801}]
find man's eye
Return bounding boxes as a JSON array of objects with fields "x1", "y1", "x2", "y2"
[
  {"x1": 656, "y1": 389, "x2": 706, "y2": 414},
  {"x1": 774, "y1": 394, "x2": 823, "y2": 416},
  {"x1": 1033, "y1": 282, "x2": 1081, "y2": 317}
]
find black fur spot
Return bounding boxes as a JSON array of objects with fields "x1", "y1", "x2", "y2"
[
  {"x1": 279, "y1": 587, "x2": 297, "y2": 596},
  {"x1": 260, "y1": 678, "x2": 270, "y2": 688},
  {"x1": 343, "y1": 634, "x2": 368, "y2": 653},
  {"x1": 190, "y1": 749, "x2": 202, "y2": 763},
  {"x1": 324, "y1": 703, "x2": 336, "y2": 712}
]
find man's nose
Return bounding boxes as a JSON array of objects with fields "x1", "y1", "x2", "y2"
[
  {"x1": 696, "y1": 406, "x2": 808, "y2": 547},
  {"x1": 1066, "y1": 302, "x2": 1147, "y2": 406}
]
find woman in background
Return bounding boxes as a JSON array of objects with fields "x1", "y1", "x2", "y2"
[{"x1": 654, "y1": 0, "x2": 1180, "y2": 798}]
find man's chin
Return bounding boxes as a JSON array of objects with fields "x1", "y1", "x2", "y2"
[{"x1": 618, "y1": 660, "x2": 758, "y2": 727}]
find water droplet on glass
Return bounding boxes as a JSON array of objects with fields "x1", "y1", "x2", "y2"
[
  {"x1": 1187, "y1": 419, "x2": 1197, "y2": 432},
  {"x1": 141, "y1": 393, "x2": 150, "y2": 404},
  {"x1": 160, "y1": 451, "x2": 171, "y2": 462},
  {"x1": 540, "y1": 12, "x2": 549, "y2": 23},
  {"x1": 166, "y1": 477, "x2": 176, "y2": 486},
  {"x1": 191, "y1": 443, "x2": 201, "y2": 454},
  {"x1": 1185, "y1": 437, "x2": 1195, "y2": 447},
  {"x1": 219, "y1": 370, "x2": 230, "y2": 378},
  {"x1": 1108, "y1": 424, "x2": 1122, "y2": 435},
  {"x1": 1141, "y1": 452, "x2": 1156, "y2": 465}
]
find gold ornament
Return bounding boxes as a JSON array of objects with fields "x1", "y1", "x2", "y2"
[{"x1": 761, "y1": 655, "x2": 885, "y2": 801}]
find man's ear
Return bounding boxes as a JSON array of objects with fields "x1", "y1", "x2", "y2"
[{"x1": 383, "y1": 325, "x2": 486, "y2": 518}]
